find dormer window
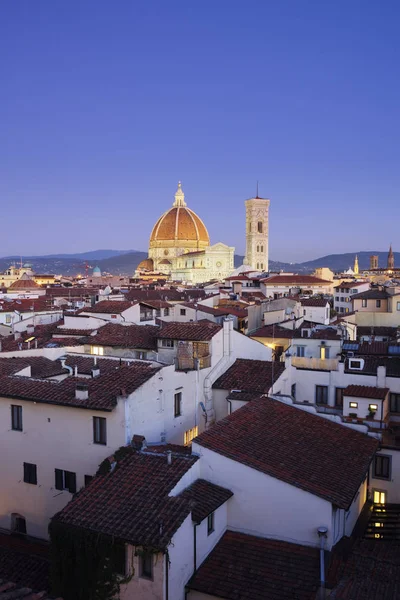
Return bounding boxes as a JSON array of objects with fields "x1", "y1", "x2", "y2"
[{"x1": 349, "y1": 358, "x2": 364, "y2": 370}]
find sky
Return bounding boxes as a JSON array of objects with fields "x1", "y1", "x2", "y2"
[{"x1": 1, "y1": 1, "x2": 400, "y2": 262}]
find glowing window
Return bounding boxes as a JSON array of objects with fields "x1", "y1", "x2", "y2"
[
  {"x1": 349, "y1": 402, "x2": 358, "y2": 409},
  {"x1": 184, "y1": 426, "x2": 198, "y2": 446},
  {"x1": 91, "y1": 346, "x2": 104, "y2": 356},
  {"x1": 373, "y1": 490, "x2": 386, "y2": 504}
]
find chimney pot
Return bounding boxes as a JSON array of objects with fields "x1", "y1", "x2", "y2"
[
  {"x1": 166, "y1": 450, "x2": 172, "y2": 465},
  {"x1": 75, "y1": 382, "x2": 89, "y2": 401}
]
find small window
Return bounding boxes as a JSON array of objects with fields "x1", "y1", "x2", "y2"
[
  {"x1": 184, "y1": 426, "x2": 198, "y2": 445},
  {"x1": 174, "y1": 392, "x2": 182, "y2": 417},
  {"x1": 93, "y1": 417, "x2": 107, "y2": 445},
  {"x1": 349, "y1": 359, "x2": 362, "y2": 370},
  {"x1": 373, "y1": 455, "x2": 391, "y2": 480},
  {"x1": 111, "y1": 314, "x2": 118, "y2": 319},
  {"x1": 369, "y1": 404, "x2": 378, "y2": 412},
  {"x1": 296, "y1": 346, "x2": 305, "y2": 357},
  {"x1": 335, "y1": 388, "x2": 344, "y2": 408},
  {"x1": 164, "y1": 307, "x2": 170, "y2": 316},
  {"x1": 11, "y1": 405, "x2": 23, "y2": 431},
  {"x1": 260, "y1": 263, "x2": 264, "y2": 270},
  {"x1": 180, "y1": 308, "x2": 186, "y2": 316},
  {"x1": 291, "y1": 383, "x2": 296, "y2": 399},
  {"x1": 257, "y1": 221, "x2": 263, "y2": 233},
  {"x1": 55, "y1": 469, "x2": 77, "y2": 493},
  {"x1": 207, "y1": 512, "x2": 215, "y2": 535},
  {"x1": 376, "y1": 300, "x2": 381, "y2": 308},
  {"x1": 140, "y1": 551, "x2": 153, "y2": 579},
  {"x1": 6, "y1": 314, "x2": 11, "y2": 324},
  {"x1": 349, "y1": 401, "x2": 358, "y2": 409},
  {"x1": 84, "y1": 475, "x2": 93, "y2": 486},
  {"x1": 161, "y1": 339, "x2": 174, "y2": 348},
  {"x1": 91, "y1": 346, "x2": 104, "y2": 356},
  {"x1": 362, "y1": 299, "x2": 367, "y2": 308},
  {"x1": 23, "y1": 462, "x2": 37, "y2": 485},
  {"x1": 256, "y1": 245, "x2": 260, "y2": 252},
  {"x1": 315, "y1": 385, "x2": 328, "y2": 405},
  {"x1": 373, "y1": 490, "x2": 386, "y2": 504},
  {"x1": 257, "y1": 263, "x2": 260, "y2": 269},
  {"x1": 320, "y1": 346, "x2": 330, "y2": 360},
  {"x1": 11, "y1": 513, "x2": 27, "y2": 535},
  {"x1": 397, "y1": 302, "x2": 400, "y2": 311},
  {"x1": 261, "y1": 245, "x2": 264, "y2": 252},
  {"x1": 390, "y1": 393, "x2": 400, "y2": 413},
  {"x1": 155, "y1": 309, "x2": 161, "y2": 317}
]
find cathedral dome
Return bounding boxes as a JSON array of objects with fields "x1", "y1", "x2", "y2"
[{"x1": 149, "y1": 182, "x2": 210, "y2": 246}]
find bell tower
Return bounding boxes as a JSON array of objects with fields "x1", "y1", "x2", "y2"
[{"x1": 244, "y1": 193, "x2": 270, "y2": 271}]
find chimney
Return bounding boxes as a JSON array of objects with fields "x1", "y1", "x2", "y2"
[
  {"x1": 74, "y1": 365, "x2": 78, "y2": 377},
  {"x1": 91, "y1": 366, "x2": 100, "y2": 378},
  {"x1": 75, "y1": 382, "x2": 89, "y2": 401},
  {"x1": 166, "y1": 450, "x2": 172, "y2": 465},
  {"x1": 131, "y1": 434, "x2": 146, "y2": 451}
]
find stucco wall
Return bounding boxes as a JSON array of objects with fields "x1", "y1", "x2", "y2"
[
  {"x1": 119, "y1": 545, "x2": 164, "y2": 600},
  {"x1": 192, "y1": 444, "x2": 334, "y2": 549},
  {"x1": 0, "y1": 399, "x2": 125, "y2": 538},
  {"x1": 168, "y1": 514, "x2": 194, "y2": 600}
]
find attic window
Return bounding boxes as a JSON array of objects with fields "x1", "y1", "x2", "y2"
[
  {"x1": 111, "y1": 314, "x2": 117, "y2": 319},
  {"x1": 349, "y1": 359, "x2": 363, "y2": 370}
]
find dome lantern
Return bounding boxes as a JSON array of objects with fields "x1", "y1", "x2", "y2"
[{"x1": 173, "y1": 181, "x2": 187, "y2": 207}]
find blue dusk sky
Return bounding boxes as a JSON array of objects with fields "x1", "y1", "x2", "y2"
[{"x1": 1, "y1": 1, "x2": 399, "y2": 261}]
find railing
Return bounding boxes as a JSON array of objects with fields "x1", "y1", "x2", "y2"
[
  {"x1": 292, "y1": 357, "x2": 339, "y2": 371},
  {"x1": 175, "y1": 355, "x2": 212, "y2": 371},
  {"x1": 140, "y1": 313, "x2": 154, "y2": 322}
]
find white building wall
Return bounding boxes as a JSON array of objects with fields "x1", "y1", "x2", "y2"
[
  {"x1": 0, "y1": 399, "x2": 126, "y2": 539},
  {"x1": 192, "y1": 445, "x2": 334, "y2": 549},
  {"x1": 195, "y1": 502, "x2": 228, "y2": 569},
  {"x1": 370, "y1": 448, "x2": 400, "y2": 504},
  {"x1": 168, "y1": 514, "x2": 195, "y2": 600},
  {"x1": 302, "y1": 304, "x2": 330, "y2": 325}
]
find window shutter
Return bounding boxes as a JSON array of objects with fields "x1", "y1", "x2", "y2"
[
  {"x1": 55, "y1": 469, "x2": 63, "y2": 490},
  {"x1": 69, "y1": 472, "x2": 77, "y2": 494},
  {"x1": 23, "y1": 463, "x2": 29, "y2": 483}
]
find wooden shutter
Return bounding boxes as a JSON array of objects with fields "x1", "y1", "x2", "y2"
[
  {"x1": 68, "y1": 472, "x2": 77, "y2": 494},
  {"x1": 23, "y1": 462, "x2": 29, "y2": 483},
  {"x1": 55, "y1": 469, "x2": 63, "y2": 490}
]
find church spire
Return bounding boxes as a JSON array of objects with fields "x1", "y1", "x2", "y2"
[
  {"x1": 173, "y1": 181, "x2": 187, "y2": 207},
  {"x1": 354, "y1": 254, "x2": 359, "y2": 275},
  {"x1": 388, "y1": 243, "x2": 395, "y2": 270}
]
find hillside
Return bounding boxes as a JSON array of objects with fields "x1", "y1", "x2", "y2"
[{"x1": 0, "y1": 250, "x2": 397, "y2": 277}]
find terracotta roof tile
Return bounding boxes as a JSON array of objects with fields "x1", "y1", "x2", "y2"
[
  {"x1": 300, "y1": 298, "x2": 330, "y2": 307},
  {"x1": 157, "y1": 321, "x2": 221, "y2": 341},
  {"x1": 262, "y1": 275, "x2": 332, "y2": 285},
  {"x1": 345, "y1": 356, "x2": 400, "y2": 377},
  {"x1": 54, "y1": 447, "x2": 198, "y2": 549},
  {"x1": 194, "y1": 397, "x2": 378, "y2": 509},
  {"x1": 351, "y1": 289, "x2": 389, "y2": 300},
  {"x1": 343, "y1": 385, "x2": 389, "y2": 400},
  {"x1": 87, "y1": 323, "x2": 159, "y2": 350},
  {"x1": 188, "y1": 531, "x2": 320, "y2": 600},
  {"x1": 177, "y1": 479, "x2": 233, "y2": 523},
  {"x1": 0, "y1": 362, "x2": 158, "y2": 411},
  {"x1": 213, "y1": 359, "x2": 285, "y2": 392},
  {"x1": 0, "y1": 533, "x2": 50, "y2": 595},
  {"x1": 81, "y1": 301, "x2": 137, "y2": 314}
]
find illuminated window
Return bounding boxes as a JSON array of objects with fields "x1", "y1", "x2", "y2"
[
  {"x1": 184, "y1": 426, "x2": 198, "y2": 445},
  {"x1": 91, "y1": 346, "x2": 104, "y2": 356},
  {"x1": 349, "y1": 402, "x2": 358, "y2": 409},
  {"x1": 373, "y1": 490, "x2": 386, "y2": 504},
  {"x1": 369, "y1": 404, "x2": 378, "y2": 412},
  {"x1": 320, "y1": 346, "x2": 330, "y2": 359}
]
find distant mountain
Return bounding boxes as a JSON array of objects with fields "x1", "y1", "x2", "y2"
[
  {"x1": 2, "y1": 249, "x2": 137, "y2": 261},
  {"x1": 298, "y1": 251, "x2": 399, "y2": 272},
  {"x1": 0, "y1": 250, "x2": 397, "y2": 277}
]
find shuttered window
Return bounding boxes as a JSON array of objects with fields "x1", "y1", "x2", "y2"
[{"x1": 55, "y1": 469, "x2": 77, "y2": 493}]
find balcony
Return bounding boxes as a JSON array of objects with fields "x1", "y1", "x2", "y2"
[
  {"x1": 140, "y1": 311, "x2": 154, "y2": 322},
  {"x1": 292, "y1": 357, "x2": 339, "y2": 371},
  {"x1": 175, "y1": 355, "x2": 212, "y2": 371}
]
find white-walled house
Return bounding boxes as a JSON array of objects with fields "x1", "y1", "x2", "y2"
[
  {"x1": 0, "y1": 355, "x2": 225, "y2": 540},
  {"x1": 192, "y1": 398, "x2": 377, "y2": 552},
  {"x1": 300, "y1": 298, "x2": 331, "y2": 325},
  {"x1": 333, "y1": 281, "x2": 370, "y2": 314}
]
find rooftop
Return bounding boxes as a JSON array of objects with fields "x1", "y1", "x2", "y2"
[
  {"x1": 194, "y1": 397, "x2": 378, "y2": 509},
  {"x1": 86, "y1": 322, "x2": 159, "y2": 350},
  {"x1": 80, "y1": 300, "x2": 137, "y2": 314},
  {"x1": 157, "y1": 320, "x2": 221, "y2": 341},
  {"x1": 0, "y1": 361, "x2": 158, "y2": 411},
  {"x1": 53, "y1": 446, "x2": 199, "y2": 550},
  {"x1": 212, "y1": 358, "x2": 285, "y2": 393},
  {"x1": 351, "y1": 289, "x2": 389, "y2": 300},
  {"x1": 262, "y1": 275, "x2": 332, "y2": 285},
  {"x1": 187, "y1": 531, "x2": 320, "y2": 600},
  {"x1": 177, "y1": 479, "x2": 233, "y2": 523},
  {"x1": 300, "y1": 298, "x2": 329, "y2": 307},
  {"x1": 343, "y1": 385, "x2": 389, "y2": 400}
]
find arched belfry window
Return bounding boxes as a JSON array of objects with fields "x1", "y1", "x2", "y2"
[
  {"x1": 249, "y1": 223, "x2": 252, "y2": 233},
  {"x1": 257, "y1": 245, "x2": 260, "y2": 252},
  {"x1": 258, "y1": 221, "x2": 263, "y2": 233},
  {"x1": 261, "y1": 245, "x2": 264, "y2": 252}
]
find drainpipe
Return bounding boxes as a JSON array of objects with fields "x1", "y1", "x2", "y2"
[
  {"x1": 203, "y1": 317, "x2": 233, "y2": 428},
  {"x1": 165, "y1": 552, "x2": 169, "y2": 600},
  {"x1": 317, "y1": 527, "x2": 328, "y2": 600},
  {"x1": 227, "y1": 398, "x2": 232, "y2": 415},
  {"x1": 193, "y1": 522, "x2": 199, "y2": 572}
]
